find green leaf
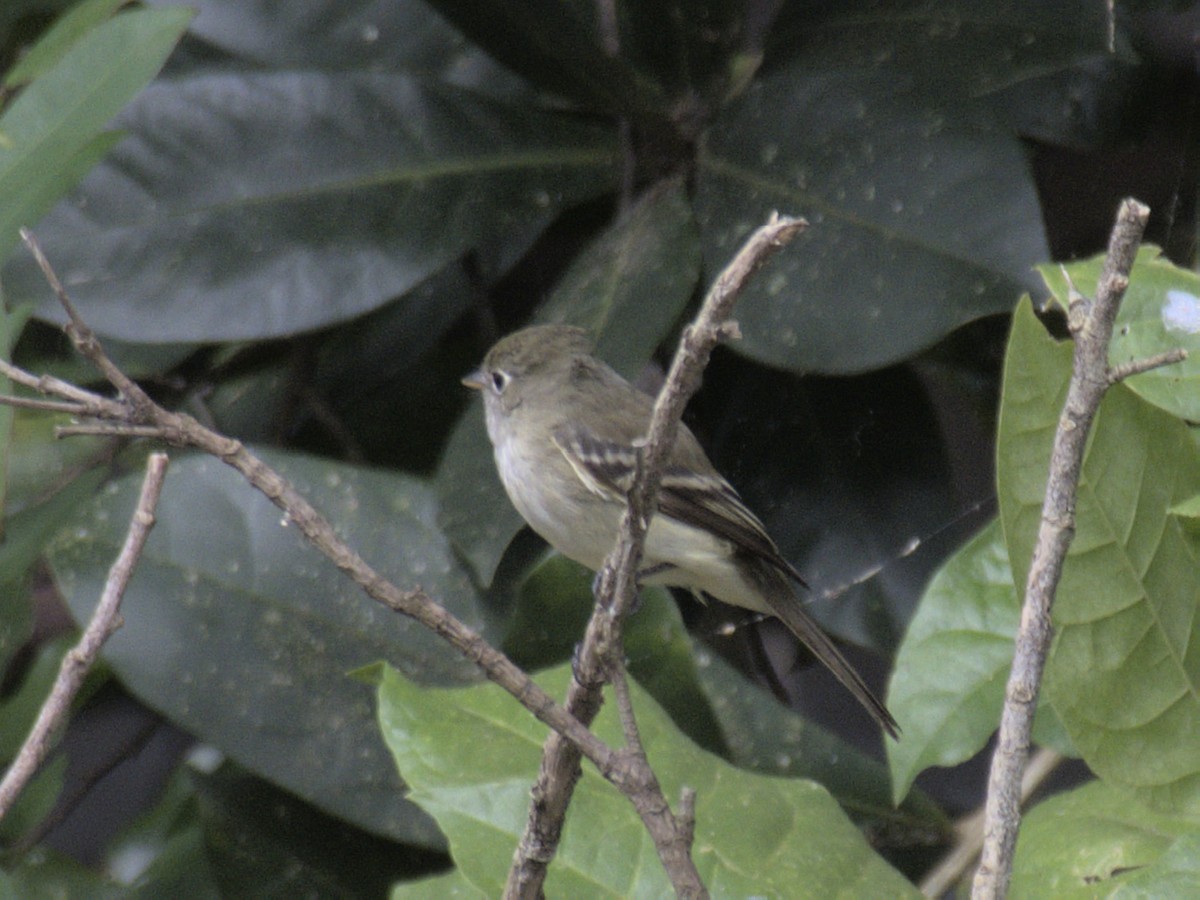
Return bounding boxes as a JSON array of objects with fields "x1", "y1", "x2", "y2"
[
  {"x1": 47, "y1": 449, "x2": 485, "y2": 844},
  {"x1": 393, "y1": 869, "x2": 486, "y2": 898},
  {"x1": 101, "y1": 764, "x2": 220, "y2": 898},
  {"x1": 0, "y1": 300, "x2": 33, "y2": 524},
  {"x1": 697, "y1": 649, "x2": 947, "y2": 835},
  {"x1": 887, "y1": 518, "x2": 1072, "y2": 804},
  {"x1": 1011, "y1": 780, "x2": 1200, "y2": 897},
  {"x1": 3, "y1": 413, "x2": 107, "y2": 516},
  {"x1": 0, "y1": 6, "x2": 193, "y2": 267},
  {"x1": 2, "y1": 0, "x2": 131, "y2": 88},
  {"x1": 997, "y1": 298, "x2": 1200, "y2": 815},
  {"x1": 191, "y1": 762, "x2": 443, "y2": 897},
  {"x1": 437, "y1": 178, "x2": 701, "y2": 584},
  {"x1": 419, "y1": 0, "x2": 670, "y2": 123},
  {"x1": 696, "y1": 59, "x2": 1047, "y2": 374},
  {"x1": 1040, "y1": 246, "x2": 1200, "y2": 421},
  {"x1": 371, "y1": 663, "x2": 918, "y2": 897},
  {"x1": 2, "y1": 846, "x2": 126, "y2": 899},
  {"x1": 0, "y1": 756, "x2": 66, "y2": 847},
  {"x1": 6, "y1": 71, "x2": 617, "y2": 343}
]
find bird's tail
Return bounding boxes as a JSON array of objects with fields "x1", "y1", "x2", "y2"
[{"x1": 750, "y1": 565, "x2": 900, "y2": 739}]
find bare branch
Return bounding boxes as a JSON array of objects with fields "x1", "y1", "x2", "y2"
[
  {"x1": 972, "y1": 199, "x2": 1159, "y2": 899},
  {"x1": 0, "y1": 237, "x2": 620, "y2": 801},
  {"x1": 0, "y1": 453, "x2": 169, "y2": 821},
  {"x1": 506, "y1": 213, "x2": 807, "y2": 899}
]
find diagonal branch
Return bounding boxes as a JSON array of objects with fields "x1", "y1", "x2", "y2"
[
  {"x1": 0, "y1": 453, "x2": 169, "y2": 821},
  {"x1": 0, "y1": 229, "x2": 716, "y2": 894},
  {"x1": 505, "y1": 213, "x2": 807, "y2": 900}
]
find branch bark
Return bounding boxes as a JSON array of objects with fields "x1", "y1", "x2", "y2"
[
  {"x1": 505, "y1": 213, "x2": 808, "y2": 899},
  {"x1": 971, "y1": 199, "x2": 1187, "y2": 898},
  {"x1": 0, "y1": 453, "x2": 169, "y2": 821}
]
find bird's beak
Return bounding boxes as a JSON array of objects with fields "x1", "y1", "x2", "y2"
[{"x1": 461, "y1": 369, "x2": 485, "y2": 390}]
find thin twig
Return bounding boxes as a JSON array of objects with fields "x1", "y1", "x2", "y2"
[
  {"x1": 505, "y1": 213, "x2": 807, "y2": 899},
  {"x1": 1108, "y1": 348, "x2": 1188, "y2": 383},
  {"x1": 972, "y1": 199, "x2": 1187, "y2": 898},
  {"x1": 0, "y1": 453, "x2": 170, "y2": 821}
]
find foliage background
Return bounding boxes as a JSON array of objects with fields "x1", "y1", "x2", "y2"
[{"x1": 0, "y1": 0, "x2": 1198, "y2": 895}]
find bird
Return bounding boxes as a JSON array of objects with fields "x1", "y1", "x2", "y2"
[{"x1": 463, "y1": 324, "x2": 898, "y2": 738}]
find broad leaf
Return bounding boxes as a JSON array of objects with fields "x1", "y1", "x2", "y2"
[
  {"x1": 887, "y1": 518, "x2": 1071, "y2": 804},
  {"x1": 6, "y1": 70, "x2": 616, "y2": 342},
  {"x1": 371, "y1": 663, "x2": 917, "y2": 897},
  {"x1": 47, "y1": 449, "x2": 486, "y2": 844},
  {"x1": 696, "y1": 59, "x2": 1048, "y2": 373},
  {"x1": 1011, "y1": 780, "x2": 1200, "y2": 897},
  {"x1": 997, "y1": 298, "x2": 1200, "y2": 815}
]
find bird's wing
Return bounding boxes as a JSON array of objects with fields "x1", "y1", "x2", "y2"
[{"x1": 552, "y1": 424, "x2": 806, "y2": 586}]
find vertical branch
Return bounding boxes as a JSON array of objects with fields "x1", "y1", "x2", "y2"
[{"x1": 972, "y1": 199, "x2": 1156, "y2": 898}]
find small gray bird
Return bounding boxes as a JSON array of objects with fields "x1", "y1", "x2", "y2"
[{"x1": 464, "y1": 324, "x2": 898, "y2": 738}]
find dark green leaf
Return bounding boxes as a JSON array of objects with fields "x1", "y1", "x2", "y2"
[
  {"x1": 2, "y1": 845, "x2": 126, "y2": 899},
  {"x1": 696, "y1": 61, "x2": 1047, "y2": 373},
  {"x1": 47, "y1": 449, "x2": 484, "y2": 844},
  {"x1": 6, "y1": 73, "x2": 616, "y2": 342},
  {"x1": 419, "y1": 0, "x2": 670, "y2": 123},
  {"x1": 102, "y1": 765, "x2": 220, "y2": 898},
  {"x1": 768, "y1": 1, "x2": 1118, "y2": 145},
  {"x1": 371, "y1": 663, "x2": 918, "y2": 896},
  {"x1": 192, "y1": 763, "x2": 447, "y2": 897}
]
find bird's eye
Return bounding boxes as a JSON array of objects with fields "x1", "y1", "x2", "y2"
[{"x1": 491, "y1": 370, "x2": 510, "y2": 393}]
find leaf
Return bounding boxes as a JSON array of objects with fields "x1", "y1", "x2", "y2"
[
  {"x1": 1, "y1": 845, "x2": 126, "y2": 899},
  {"x1": 997, "y1": 298, "x2": 1200, "y2": 815},
  {"x1": 696, "y1": 649, "x2": 947, "y2": 835},
  {"x1": 0, "y1": 300, "x2": 33, "y2": 523},
  {"x1": 0, "y1": 6, "x2": 193, "y2": 266},
  {"x1": 393, "y1": 870, "x2": 486, "y2": 898},
  {"x1": 46, "y1": 449, "x2": 486, "y2": 844},
  {"x1": 191, "y1": 763, "x2": 442, "y2": 897},
  {"x1": 887, "y1": 518, "x2": 1071, "y2": 804},
  {"x1": 1011, "y1": 780, "x2": 1200, "y2": 897},
  {"x1": 696, "y1": 60, "x2": 1048, "y2": 374},
  {"x1": 437, "y1": 178, "x2": 700, "y2": 584},
  {"x1": 370, "y1": 662, "x2": 918, "y2": 897},
  {"x1": 5, "y1": 70, "x2": 617, "y2": 342},
  {"x1": 419, "y1": 0, "x2": 670, "y2": 123},
  {"x1": 1040, "y1": 246, "x2": 1200, "y2": 421},
  {"x1": 101, "y1": 764, "x2": 220, "y2": 897},
  {"x1": 2, "y1": 0, "x2": 131, "y2": 88}
]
